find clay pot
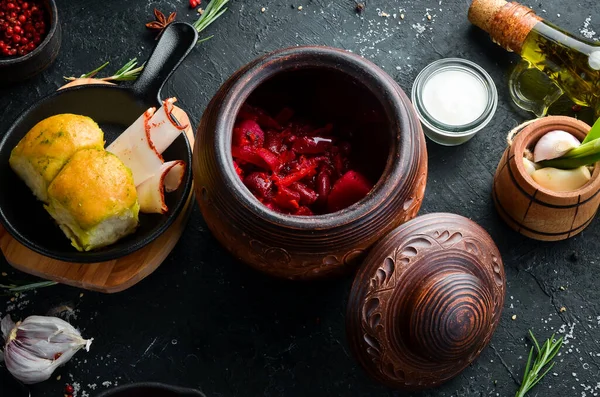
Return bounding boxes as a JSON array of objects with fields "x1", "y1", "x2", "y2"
[
  {"x1": 193, "y1": 46, "x2": 427, "y2": 280},
  {"x1": 346, "y1": 213, "x2": 505, "y2": 390},
  {"x1": 493, "y1": 116, "x2": 600, "y2": 241}
]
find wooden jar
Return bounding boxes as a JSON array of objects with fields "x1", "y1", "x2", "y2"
[
  {"x1": 193, "y1": 46, "x2": 428, "y2": 280},
  {"x1": 493, "y1": 116, "x2": 600, "y2": 241},
  {"x1": 346, "y1": 213, "x2": 506, "y2": 390}
]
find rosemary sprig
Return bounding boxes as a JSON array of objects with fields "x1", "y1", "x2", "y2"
[
  {"x1": 515, "y1": 330, "x2": 563, "y2": 397},
  {"x1": 79, "y1": 61, "x2": 110, "y2": 78},
  {"x1": 197, "y1": 35, "x2": 214, "y2": 44},
  {"x1": 63, "y1": 58, "x2": 144, "y2": 82},
  {"x1": 109, "y1": 58, "x2": 145, "y2": 81},
  {"x1": 193, "y1": 0, "x2": 229, "y2": 38},
  {"x1": 0, "y1": 281, "x2": 58, "y2": 293}
]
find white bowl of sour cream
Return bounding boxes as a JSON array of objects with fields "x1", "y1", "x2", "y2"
[{"x1": 411, "y1": 58, "x2": 498, "y2": 146}]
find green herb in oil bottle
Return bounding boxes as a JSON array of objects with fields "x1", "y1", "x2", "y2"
[{"x1": 469, "y1": 0, "x2": 600, "y2": 118}]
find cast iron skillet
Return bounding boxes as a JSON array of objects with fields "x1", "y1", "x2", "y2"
[
  {"x1": 95, "y1": 383, "x2": 206, "y2": 397},
  {"x1": 0, "y1": 22, "x2": 198, "y2": 263}
]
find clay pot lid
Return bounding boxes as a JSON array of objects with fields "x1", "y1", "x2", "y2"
[{"x1": 346, "y1": 213, "x2": 506, "y2": 390}]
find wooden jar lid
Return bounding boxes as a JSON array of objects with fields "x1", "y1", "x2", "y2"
[{"x1": 346, "y1": 213, "x2": 506, "y2": 390}]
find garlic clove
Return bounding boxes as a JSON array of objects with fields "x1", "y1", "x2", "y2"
[
  {"x1": 533, "y1": 130, "x2": 581, "y2": 162},
  {"x1": 523, "y1": 157, "x2": 540, "y2": 176},
  {"x1": 1, "y1": 314, "x2": 13, "y2": 339},
  {"x1": 531, "y1": 166, "x2": 592, "y2": 192},
  {"x1": 1, "y1": 315, "x2": 92, "y2": 384}
]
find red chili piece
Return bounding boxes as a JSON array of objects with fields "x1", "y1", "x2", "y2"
[
  {"x1": 0, "y1": 0, "x2": 47, "y2": 57},
  {"x1": 65, "y1": 385, "x2": 74, "y2": 394},
  {"x1": 189, "y1": 0, "x2": 201, "y2": 8},
  {"x1": 232, "y1": 104, "x2": 374, "y2": 215}
]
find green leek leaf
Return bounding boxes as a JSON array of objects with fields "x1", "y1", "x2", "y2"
[
  {"x1": 582, "y1": 116, "x2": 600, "y2": 144},
  {"x1": 540, "y1": 152, "x2": 600, "y2": 169}
]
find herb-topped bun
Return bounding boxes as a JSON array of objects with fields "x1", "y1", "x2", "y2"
[
  {"x1": 9, "y1": 114, "x2": 104, "y2": 202},
  {"x1": 45, "y1": 149, "x2": 140, "y2": 252}
]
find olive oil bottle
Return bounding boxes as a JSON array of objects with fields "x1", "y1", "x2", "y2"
[{"x1": 469, "y1": 0, "x2": 600, "y2": 119}]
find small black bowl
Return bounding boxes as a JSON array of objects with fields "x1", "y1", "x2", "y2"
[
  {"x1": 0, "y1": 0, "x2": 62, "y2": 85},
  {"x1": 95, "y1": 383, "x2": 206, "y2": 397},
  {"x1": 0, "y1": 23, "x2": 198, "y2": 263}
]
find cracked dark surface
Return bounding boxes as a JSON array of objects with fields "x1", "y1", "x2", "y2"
[{"x1": 1, "y1": 0, "x2": 599, "y2": 396}]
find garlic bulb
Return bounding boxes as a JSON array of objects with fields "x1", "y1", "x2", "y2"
[
  {"x1": 533, "y1": 130, "x2": 581, "y2": 162},
  {"x1": 1, "y1": 315, "x2": 92, "y2": 384},
  {"x1": 531, "y1": 166, "x2": 591, "y2": 192}
]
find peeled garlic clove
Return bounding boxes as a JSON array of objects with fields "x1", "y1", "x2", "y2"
[
  {"x1": 523, "y1": 157, "x2": 540, "y2": 176},
  {"x1": 1, "y1": 315, "x2": 92, "y2": 384},
  {"x1": 533, "y1": 130, "x2": 581, "y2": 162},
  {"x1": 531, "y1": 166, "x2": 591, "y2": 192}
]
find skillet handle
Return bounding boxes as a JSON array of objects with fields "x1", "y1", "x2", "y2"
[{"x1": 132, "y1": 22, "x2": 198, "y2": 104}]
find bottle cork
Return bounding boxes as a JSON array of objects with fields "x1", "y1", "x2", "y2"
[{"x1": 468, "y1": 0, "x2": 542, "y2": 53}]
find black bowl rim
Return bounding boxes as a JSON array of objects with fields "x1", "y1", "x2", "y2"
[
  {"x1": 0, "y1": 0, "x2": 59, "y2": 66},
  {"x1": 0, "y1": 83, "x2": 194, "y2": 263},
  {"x1": 94, "y1": 382, "x2": 206, "y2": 397},
  {"x1": 214, "y1": 45, "x2": 418, "y2": 230}
]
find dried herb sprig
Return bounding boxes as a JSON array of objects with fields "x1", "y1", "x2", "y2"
[
  {"x1": 534, "y1": 37, "x2": 598, "y2": 109},
  {"x1": 515, "y1": 330, "x2": 563, "y2": 397},
  {"x1": 64, "y1": 58, "x2": 144, "y2": 82}
]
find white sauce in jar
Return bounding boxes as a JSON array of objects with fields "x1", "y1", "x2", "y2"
[{"x1": 421, "y1": 69, "x2": 489, "y2": 126}]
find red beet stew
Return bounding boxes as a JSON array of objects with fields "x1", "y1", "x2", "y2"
[{"x1": 232, "y1": 104, "x2": 374, "y2": 216}]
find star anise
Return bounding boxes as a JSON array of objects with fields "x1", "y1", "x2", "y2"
[{"x1": 146, "y1": 8, "x2": 177, "y2": 37}]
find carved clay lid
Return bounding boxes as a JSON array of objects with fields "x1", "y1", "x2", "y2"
[{"x1": 346, "y1": 213, "x2": 505, "y2": 390}]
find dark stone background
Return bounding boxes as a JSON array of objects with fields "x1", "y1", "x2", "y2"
[{"x1": 1, "y1": 0, "x2": 599, "y2": 396}]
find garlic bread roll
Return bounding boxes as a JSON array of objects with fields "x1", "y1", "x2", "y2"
[
  {"x1": 9, "y1": 114, "x2": 104, "y2": 202},
  {"x1": 45, "y1": 149, "x2": 139, "y2": 251}
]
